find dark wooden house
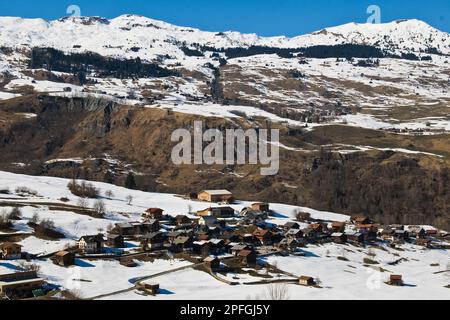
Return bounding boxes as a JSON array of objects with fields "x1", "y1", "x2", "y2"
[
  {"x1": 107, "y1": 234, "x2": 125, "y2": 248},
  {"x1": 203, "y1": 256, "x2": 220, "y2": 270},
  {"x1": 251, "y1": 203, "x2": 270, "y2": 212},
  {"x1": 389, "y1": 275, "x2": 403, "y2": 286},
  {"x1": 144, "y1": 208, "x2": 164, "y2": 220},
  {"x1": 331, "y1": 233, "x2": 348, "y2": 244},
  {"x1": 193, "y1": 241, "x2": 210, "y2": 257},
  {"x1": 170, "y1": 236, "x2": 193, "y2": 253},
  {"x1": 141, "y1": 232, "x2": 165, "y2": 251},
  {"x1": 175, "y1": 215, "x2": 192, "y2": 226},
  {"x1": 238, "y1": 249, "x2": 257, "y2": 266},
  {"x1": 54, "y1": 251, "x2": 75, "y2": 266}
]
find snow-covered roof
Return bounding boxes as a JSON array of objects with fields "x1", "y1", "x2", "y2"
[
  {"x1": 331, "y1": 233, "x2": 344, "y2": 237},
  {"x1": 200, "y1": 190, "x2": 232, "y2": 195}
]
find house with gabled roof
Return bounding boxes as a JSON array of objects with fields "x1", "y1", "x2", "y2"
[
  {"x1": 198, "y1": 190, "x2": 234, "y2": 203},
  {"x1": 238, "y1": 249, "x2": 257, "y2": 266},
  {"x1": 203, "y1": 256, "x2": 221, "y2": 270},
  {"x1": 0, "y1": 242, "x2": 22, "y2": 260},
  {"x1": 78, "y1": 234, "x2": 104, "y2": 254},
  {"x1": 140, "y1": 232, "x2": 165, "y2": 251},
  {"x1": 170, "y1": 236, "x2": 193, "y2": 253}
]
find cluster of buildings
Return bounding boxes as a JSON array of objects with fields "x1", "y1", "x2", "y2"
[
  {"x1": 73, "y1": 190, "x2": 447, "y2": 275},
  {"x1": 0, "y1": 189, "x2": 447, "y2": 298}
]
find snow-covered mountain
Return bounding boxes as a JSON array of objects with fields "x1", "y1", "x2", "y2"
[
  {"x1": 0, "y1": 15, "x2": 449, "y2": 247},
  {"x1": 0, "y1": 14, "x2": 449, "y2": 135},
  {"x1": 0, "y1": 15, "x2": 448, "y2": 62}
]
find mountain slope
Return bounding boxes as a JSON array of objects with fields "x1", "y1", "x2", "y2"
[{"x1": 0, "y1": 15, "x2": 448, "y2": 64}]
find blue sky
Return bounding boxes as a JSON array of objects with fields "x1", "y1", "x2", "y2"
[{"x1": 0, "y1": 0, "x2": 448, "y2": 36}]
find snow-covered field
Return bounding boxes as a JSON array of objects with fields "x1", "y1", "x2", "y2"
[
  {"x1": 0, "y1": 171, "x2": 448, "y2": 300},
  {"x1": 104, "y1": 242, "x2": 450, "y2": 300}
]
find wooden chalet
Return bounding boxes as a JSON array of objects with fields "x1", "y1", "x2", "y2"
[
  {"x1": 230, "y1": 244, "x2": 252, "y2": 256},
  {"x1": 351, "y1": 216, "x2": 373, "y2": 225},
  {"x1": 346, "y1": 231, "x2": 364, "y2": 244},
  {"x1": 140, "y1": 232, "x2": 165, "y2": 251},
  {"x1": 170, "y1": 236, "x2": 193, "y2": 253},
  {"x1": 286, "y1": 228, "x2": 304, "y2": 239},
  {"x1": 408, "y1": 227, "x2": 427, "y2": 239},
  {"x1": 0, "y1": 271, "x2": 44, "y2": 296},
  {"x1": 175, "y1": 215, "x2": 193, "y2": 226},
  {"x1": 193, "y1": 240, "x2": 210, "y2": 257},
  {"x1": 112, "y1": 222, "x2": 134, "y2": 236},
  {"x1": 198, "y1": 190, "x2": 234, "y2": 203},
  {"x1": 236, "y1": 233, "x2": 254, "y2": 245},
  {"x1": 208, "y1": 239, "x2": 226, "y2": 255},
  {"x1": 251, "y1": 203, "x2": 270, "y2": 212},
  {"x1": 309, "y1": 223, "x2": 325, "y2": 233},
  {"x1": 0, "y1": 242, "x2": 22, "y2": 260},
  {"x1": 54, "y1": 251, "x2": 75, "y2": 267},
  {"x1": 278, "y1": 238, "x2": 300, "y2": 252},
  {"x1": 389, "y1": 275, "x2": 403, "y2": 286},
  {"x1": 203, "y1": 256, "x2": 221, "y2": 270},
  {"x1": 298, "y1": 276, "x2": 316, "y2": 287},
  {"x1": 197, "y1": 207, "x2": 235, "y2": 218},
  {"x1": 252, "y1": 228, "x2": 273, "y2": 245},
  {"x1": 238, "y1": 249, "x2": 257, "y2": 266},
  {"x1": 198, "y1": 216, "x2": 220, "y2": 227},
  {"x1": 331, "y1": 222, "x2": 346, "y2": 233},
  {"x1": 168, "y1": 231, "x2": 185, "y2": 243},
  {"x1": 106, "y1": 234, "x2": 125, "y2": 248},
  {"x1": 120, "y1": 258, "x2": 138, "y2": 268},
  {"x1": 331, "y1": 233, "x2": 348, "y2": 244},
  {"x1": 139, "y1": 283, "x2": 160, "y2": 295},
  {"x1": 284, "y1": 222, "x2": 301, "y2": 231},
  {"x1": 393, "y1": 230, "x2": 410, "y2": 241},
  {"x1": 196, "y1": 230, "x2": 211, "y2": 241},
  {"x1": 144, "y1": 208, "x2": 164, "y2": 220}
]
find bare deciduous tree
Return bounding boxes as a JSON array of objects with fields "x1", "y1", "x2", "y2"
[
  {"x1": 264, "y1": 283, "x2": 290, "y2": 300},
  {"x1": 105, "y1": 190, "x2": 114, "y2": 199},
  {"x1": 30, "y1": 212, "x2": 40, "y2": 224},
  {"x1": 93, "y1": 199, "x2": 106, "y2": 217},
  {"x1": 77, "y1": 197, "x2": 89, "y2": 211},
  {"x1": 8, "y1": 207, "x2": 22, "y2": 220},
  {"x1": 18, "y1": 261, "x2": 40, "y2": 272},
  {"x1": 126, "y1": 195, "x2": 133, "y2": 205},
  {"x1": 40, "y1": 219, "x2": 55, "y2": 230}
]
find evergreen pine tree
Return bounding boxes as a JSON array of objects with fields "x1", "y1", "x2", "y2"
[{"x1": 125, "y1": 172, "x2": 137, "y2": 190}]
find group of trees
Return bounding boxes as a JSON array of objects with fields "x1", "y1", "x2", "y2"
[
  {"x1": 29, "y1": 47, "x2": 179, "y2": 79},
  {"x1": 302, "y1": 44, "x2": 386, "y2": 59},
  {"x1": 67, "y1": 179, "x2": 99, "y2": 198},
  {"x1": 27, "y1": 212, "x2": 65, "y2": 239},
  {"x1": 0, "y1": 207, "x2": 24, "y2": 230},
  {"x1": 209, "y1": 67, "x2": 224, "y2": 103},
  {"x1": 179, "y1": 42, "x2": 436, "y2": 62},
  {"x1": 304, "y1": 151, "x2": 450, "y2": 230}
]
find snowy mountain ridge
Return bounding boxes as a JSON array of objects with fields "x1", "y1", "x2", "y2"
[{"x1": 0, "y1": 14, "x2": 448, "y2": 63}]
